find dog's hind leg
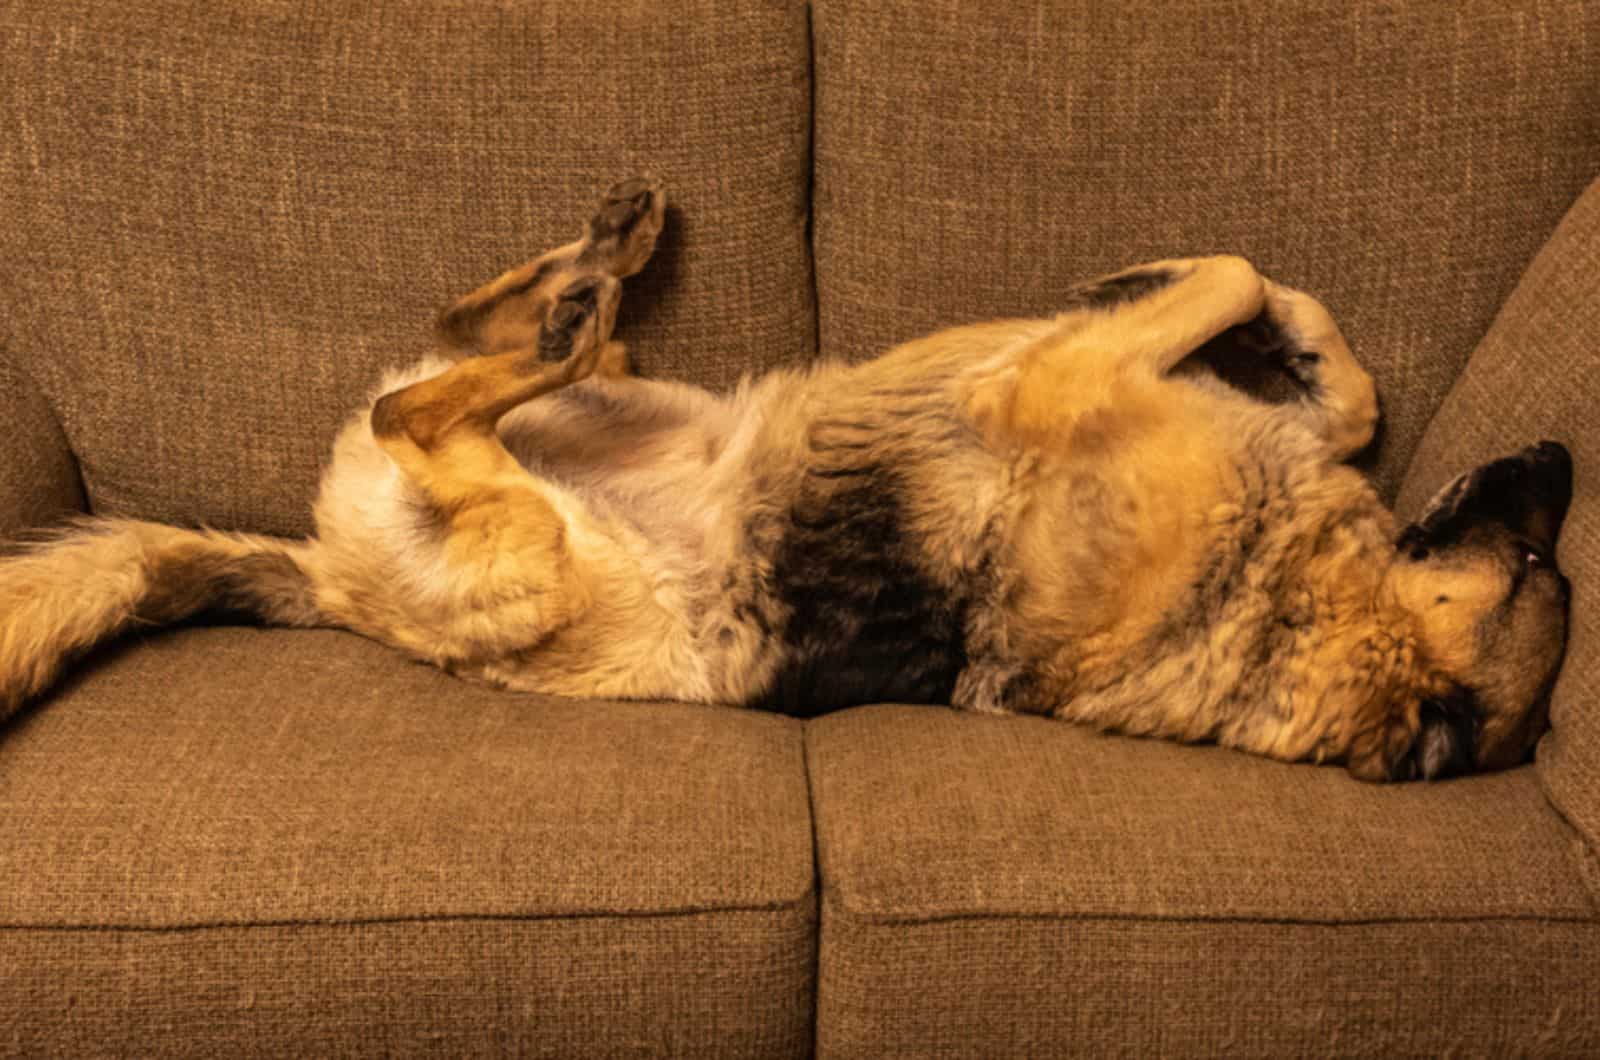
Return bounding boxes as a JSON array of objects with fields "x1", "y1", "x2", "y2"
[
  {"x1": 373, "y1": 272, "x2": 623, "y2": 458},
  {"x1": 373, "y1": 175, "x2": 667, "y2": 481},
  {"x1": 334, "y1": 180, "x2": 666, "y2": 665},
  {"x1": 341, "y1": 274, "x2": 619, "y2": 664},
  {"x1": 434, "y1": 177, "x2": 665, "y2": 358}
]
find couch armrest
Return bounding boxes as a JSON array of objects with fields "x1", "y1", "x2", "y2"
[
  {"x1": 0, "y1": 351, "x2": 85, "y2": 545},
  {"x1": 1397, "y1": 175, "x2": 1600, "y2": 867}
]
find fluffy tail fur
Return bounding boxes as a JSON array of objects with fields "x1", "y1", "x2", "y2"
[{"x1": 0, "y1": 519, "x2": 321, "y2": 722}]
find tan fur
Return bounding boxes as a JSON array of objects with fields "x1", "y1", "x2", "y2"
[
  {"x1": 0, "y1": 182, "x2": 1570, "y2": 782},
  {"x1": 0, "y1": 520, "x2": 317, "y2": 711}
]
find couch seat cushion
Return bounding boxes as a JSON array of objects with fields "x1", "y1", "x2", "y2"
[
  {"x1": 808, "y1": 705, "x2": 1600, "y2": 1056},
  {"x1": 0, "y1": 627, "x2": 815, "y2": 1057}
]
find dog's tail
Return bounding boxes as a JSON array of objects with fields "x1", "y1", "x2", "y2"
[{"x1": 0, "y1": 518, "x2": 321, "y2": 723}]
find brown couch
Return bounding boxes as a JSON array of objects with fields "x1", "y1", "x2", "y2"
[{"x1": 3, "y1": 1, "x2": 1598, "y2": 1055}]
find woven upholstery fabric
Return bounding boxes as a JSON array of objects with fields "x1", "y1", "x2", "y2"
[
  {"x1": 0, "y1": 0, "x2": 814, "y2": 537},
  {"x1": 812, "y1": 0, "x2": 1600, "y2": 500},
  {"x1": 1398, "y1": 177, "x2": 1600, "y2": 877},
  {"x1": 818, "y1": 918, "x2": 1600, "y2": 1057},
  {"x1": 0, "y1": 627, "x2": 815, "y2": 1055},
  {"x1": 0, "y1": 351, "x2": 83, "y2": 545},
  {"x1": 807, "y1": 706, "x2": 1600, "y2": 1054},
  {"x1": 5, "y1": 915, "x2": 814, "y2": 1058},
  {"x1": 807, "y1": 707, "x2": 1595, "y2": 923},
  {"x1": 1, "y1": 629, "x2": 814, "y2": 923}
]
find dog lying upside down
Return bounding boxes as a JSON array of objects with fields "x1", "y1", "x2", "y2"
[{"x1": 0, "y1": 179, "x2": 1573, "y2": 781}]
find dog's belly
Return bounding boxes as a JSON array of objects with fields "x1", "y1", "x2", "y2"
[{"x1": 735, "y1": 460, "x2": 971, "y2": 717}]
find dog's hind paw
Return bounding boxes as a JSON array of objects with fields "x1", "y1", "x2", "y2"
[
  {"x1": 538, "y1": 274, "x2": 619, "y2": 369},
  {"x1": 577, "y1": 176, "x2": 666, "y2": 279}
]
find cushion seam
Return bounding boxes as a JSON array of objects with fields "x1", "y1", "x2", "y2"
[
  {"x1": 799, "y1": 718, "x2": 825, "y2": 1060},
  {"x1": 0, "y1": 339, "x2": 87, "y2": 516},
  {"x1": 1535, "y1": 763, "x2": 1600, "y2": 909},
  {"x1": 822, "y1": 896, "x2": 1600, "y2": 930},
  {"x1": 0, "y1": 897, "x2": 820, "y2": 935}
]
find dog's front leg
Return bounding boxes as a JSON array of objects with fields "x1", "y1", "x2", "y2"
[
  {"x1": 1259, "y1": 280, "x2": 1379, "y2": 461},
  {"x1": 1195, "y1": 279, "x2": 1380, "y2": 461},
  {"x1": 981, "y1": 255, "x2": 1267, "y2": 441}
]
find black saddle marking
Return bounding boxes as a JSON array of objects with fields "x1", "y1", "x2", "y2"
[{"x1": 748, "y1": 464, "x2": 967, "y2": 717}]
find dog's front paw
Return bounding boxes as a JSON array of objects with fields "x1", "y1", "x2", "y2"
[{"x1": 1261, "y1": 281, "x2": 1344, "y2": 385}]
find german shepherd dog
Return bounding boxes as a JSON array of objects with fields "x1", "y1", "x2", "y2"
[{"x1": 0, "y1": 179, "x2": 1574, "y2": 781}]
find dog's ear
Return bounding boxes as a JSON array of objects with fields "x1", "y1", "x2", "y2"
[
  {"x1": 1412, "y1": 695, "x2": 1478, "y2": 780},
  {"x1": 1345, "y1": 689, "x2": 1479, "y2": 783}
]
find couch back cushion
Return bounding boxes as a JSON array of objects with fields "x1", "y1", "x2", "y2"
[
  {"x1": 1398, "y1": 177, "x2": 1600, "y2": 866},
  {"x1": 813, "y1": 0, "x2": 1600, "y2": 499},
  {"x1": 0, "y1": 0, "x2": 813, "y2": 537}
]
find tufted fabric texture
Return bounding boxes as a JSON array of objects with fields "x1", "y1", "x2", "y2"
[
  {"x1": 1398, "y1": 176, "x2": 1600, "y2": 882},
  {"x1": 812, "y1": 0, "x2": 1600, "y2": 501},
  {"x1": 0, "y1": 0, "x2": 815, "y2": 537}
]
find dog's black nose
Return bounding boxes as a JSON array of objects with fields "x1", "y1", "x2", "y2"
[
  {"x1": 1527, "y1": 439, "x2": 1572, "y2": 485},
  {"x1": 1509, "y1": 441, "x2": 1574, "y2": 552}
]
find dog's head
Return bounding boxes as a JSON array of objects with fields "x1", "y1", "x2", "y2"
[{"x1": 1363, "y1": 441, "x2": 1573, "y2": 781}]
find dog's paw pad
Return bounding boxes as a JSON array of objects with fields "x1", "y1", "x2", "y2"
[
  {"x1": 603, "y1": 176, "x2": 659, "y2": 213},
  {"x1": 578, "y1": 177, "x2": 666, "y2": 277},
  {"x1": 538, "y1": 278, "x2": 602, "y2": 362},
  {"x1": 1285, "y1": 349, "x2": 1324, "y2": 386}
]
